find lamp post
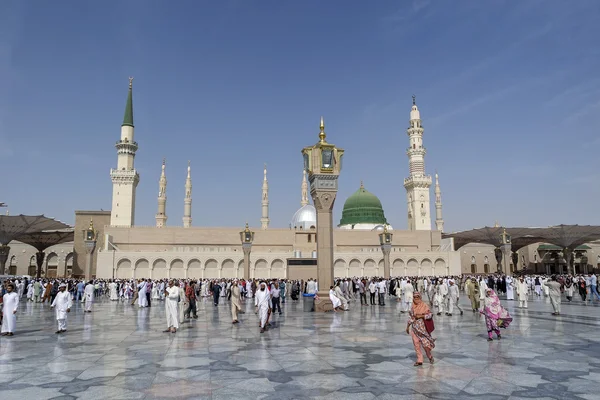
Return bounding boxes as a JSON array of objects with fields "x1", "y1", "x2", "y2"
[
  {"x1": 240, "y1": 222, "x2": 254, "y2": 279},
  {"x1": 302, "y1": 117, "x2": 344, "y2": 311},
  {"x1": 83, "y1": 219, "x2": 98, "y2": 280},
  {"x1": 378, "y1": 225, "x2": 392, "y2": 278}
]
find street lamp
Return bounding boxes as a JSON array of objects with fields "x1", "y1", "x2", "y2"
[
  {"x1": 302, "y1": 116, "x2": 344, "y2": 311},
  {"x1": 83, "y1": 218, "x2": 98, "y2": 280},
  {"x1": 378, "y1": 225, "x2": 392, "y2": 278},
  {"x1": 240, "y1": 222, "x2": 254, "y2": 279}
]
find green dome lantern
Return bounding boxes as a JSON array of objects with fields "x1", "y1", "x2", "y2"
[{"x1": 338, "y1": 182, "x2": 388, "y2": 228}]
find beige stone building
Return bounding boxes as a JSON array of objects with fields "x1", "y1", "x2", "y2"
[{"x1": 6, "y1": 83, "x2": 462, "y2": 279}]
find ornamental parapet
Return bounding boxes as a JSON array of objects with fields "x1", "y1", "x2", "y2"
[
  {"x1": 404, "y1": 175, "x2": 432, "y2": 187},
  {"x1": 115, "y1": 140, "x2": 138, "y2": 153},
  {"x1": 406, "y1": 148, "x2": 427, "y2": 156}
]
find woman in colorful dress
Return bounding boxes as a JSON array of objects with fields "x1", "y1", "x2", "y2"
[
  {"x1": 481, "y1": 288, "x2": 512, "y2": 341},
  {"x1": 406, "y1": 292, "x2": 435, "y2": 366}
]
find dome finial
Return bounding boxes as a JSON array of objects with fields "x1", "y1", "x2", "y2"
[
  {"x1": 360, "y1": 180, "x2": 364, "y2": 189},
  {"x1": 319, "y1": 116, "x2": 326, "y2": 142},
  {"x1": 412, "y1": 94, "x2": 416, "y2": 105}
]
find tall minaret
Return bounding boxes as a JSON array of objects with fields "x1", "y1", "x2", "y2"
[
  {"x1": 110, "y1": 77, "x2": 140, "y2": 227},
  {"x1": 183, "y1": 161, "x2": 192, "y2": 228},
  {"x1": 155, "y1": 159, "x2": 168, "y2": 228},
  {"x1": 404, "y1": 95, "x2": 432, "y2": 230},
  {"x1": 260, "y1": 164, "x2": 269, "y2": 230},
  {"x1": 434, "y1": 173, "x2": 444, "y2": 232},
  {"x1": 300, "y1": 169, "x2": 309, "y2": 207}
]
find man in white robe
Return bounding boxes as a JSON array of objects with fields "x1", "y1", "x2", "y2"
[
  {"x1": 505, "y1": 276, "x2": 515, "y2": 300},
  {"x1": 478, "y1": 277, "x2": 488, "y2": 311},
  {"x1": 1, "y1": 283, "x2": 19, "y2": 336},
  {"x1": 138, "y1": 280, "x2": 148, "y2": 308},
  {"x1": 164, "y1": 280, "x2": 180, "y2": 333},
  {"x1": 401, "y1": 279, "x2": 414, "y2": 313},
  {"x1": 84, "y1": 281, "x2": 95, "y2": 312},
  {"x1": 447, "y1": 279, "x2": 463, "y2": 316},
  {"x1": 255, "y1": 282, "x2": 271, "y2": 333},
  {"x1": 329, "y1": 286, "x2": 342, "y2": 311},
  {"x1": 515, "y1": 277, "x2": 529, "y2": 308},
  {"x1": 51, "y1": 284, "x2": 72, "y2": 333},
  {"x1": 109, "y1": 281, "x2": 119, "y2": 301},
  {"x1": 306, "y1": 279, "x2": 317, "y2": 295},
  {"x1": 334, "y1": 283, "x2": 349, "y2": 310}
]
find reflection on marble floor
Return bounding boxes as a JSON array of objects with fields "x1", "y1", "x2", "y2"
[{"x1": 1, "y1": 294, "x2": 600, "y2": 399}]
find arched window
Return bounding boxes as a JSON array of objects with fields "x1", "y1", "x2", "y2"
[{"x1": 471, "y1": 256, "x2": 476, "y2": 263}]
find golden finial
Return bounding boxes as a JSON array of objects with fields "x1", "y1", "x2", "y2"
[
  {"x1": 89, "y1": 218, "x2": 94, "y2": 230},
  {"x1": 319, "y1": 116, "x2": 326, "y2": 142},
  {"x1": 188, "y1": 160, "x2": 190, "y2": 167},
  {"x1": 383, "y1": 224, "x2": 388, "y2": 233},
  {"x1": 128, "y1": 76, "x2": 134, "y2": 89},
  {"x1": 494, "y1": 220, "x2": 499, "y2": 228},
  {"x1": 244, "y1": 222, "x2": 250, "y2": 232},
  {"x1": 360, "y1": 180, "x2": 364, "y2": 189},
  {"x1": 162, "y1": 158, "x2": 166, "y2": 166},
  {"x1": 412, "y1": 94, "x2": 416, "y2": 105}
]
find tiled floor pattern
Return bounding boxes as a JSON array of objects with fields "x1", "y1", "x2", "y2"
[{"x1": 1, "y1": 294, "x2": 599, "y2": 399}]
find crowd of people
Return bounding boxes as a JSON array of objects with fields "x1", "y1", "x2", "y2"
[{"x1": 1, "y1": 272, "x2": 598, "y2": 365}]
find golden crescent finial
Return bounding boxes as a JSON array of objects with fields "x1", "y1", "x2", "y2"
[{"x1": 129, "y1": 77, "x2": 134, "y2": 89}]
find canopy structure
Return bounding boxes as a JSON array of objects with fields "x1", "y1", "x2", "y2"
[
  {"x1": 443, "y1": 226, "x2": 545, "y2": 251},
  {"x1": 444, "y1": 225, "x2": 600, "y2": 274},
  {"x1": 0, "y1": 215, "x2": 71, "y2": 275},
  {"x1": 16, "y1": 229, "x2": 75, "y2": 278}
]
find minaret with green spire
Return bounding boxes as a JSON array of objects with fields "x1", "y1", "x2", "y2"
[
  {"x1": 110, "y1": 77, "x2": 140, "y2": 227},
  {"x1": 122, "y1": 77, "x2": 134, "y2": 127}
]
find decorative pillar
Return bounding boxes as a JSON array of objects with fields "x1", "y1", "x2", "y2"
[
  {"x1": 563, "y1": 247, "x2": 573, "y2": 275},
  {"x1": 378, "y1": 225, "x2": 392, "y2": 278},
  {"x1": 302, "y1": 117, "x2": 344, "y2": 311},
  {"x1": 511, "y1": 252, "x2": 519, "y2": 275},
  {"x1": 35, "y1": 251, "x2": 45, "y2": 279},
  {"x1": 83, "y1": 219, "x2": 98, "y2": 280},
  {"x1": 0, "y1": 245, "x2": 10, "y2": 275},
  {"x1": 240, "y1": 222, "x2": 254, "y2": 279}
]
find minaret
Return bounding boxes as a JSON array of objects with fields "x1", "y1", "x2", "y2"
[
  {"x1": 183, "y1": 161, "x2": 192, "y2": 228},
  {"x1": 434, "y1": 173, "x2": 444, "y2": 232},
  {"x1": 404, "y1": 95, "x2": 432, "y2": 230},
  {"x1": 301, "y1": 169, "x2": 309, "y2": 207},
  {"x1": 260, "y1": 164, "x2": 269, "y2": 230},
  {"x1": 155, "y1": 159, "x2": 167, "y2": 228},
  {"x1": 110, "y1": 77, "x2": 140, "y2": 227}
]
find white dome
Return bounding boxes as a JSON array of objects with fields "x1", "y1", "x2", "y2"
[{"x1": 291, "y1": 205, "x2": 317, "y2": 230}]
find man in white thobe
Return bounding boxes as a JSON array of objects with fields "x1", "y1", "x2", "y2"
[
  {"x1": 138, "y1": 280, "x2": 148, "y2": 308},
  {"x1": 306, "y1": 279, "x2": 317, "y2": 295},
  {"x1": 255, "y1": 282, "x2": 271, "y2": 333},
  {"x1": 1, "y1": 283, "x2": 19, "y2": 336},
  {"x1": 334, "y1": 282, "x2": 349, "y2": 310},
  {"x1": 164, "y1": 280, "x2": 180, "y2": 333},
  {"x1": 84, "y1": 281, "x2": 95, "y2": 312},
  {"x1": 478, "y1": 277, "x2": 488, "y2": 311},
  {"x1": 505, "y1": 276, "x2": 515, "y2": 300},
  {"x1": 401, "y1": 279, "x2": 414, "y2": 312},
  {"x1": 109, "y1": 281, "x2": 119, "y2": 301},
  {"x1": 51, "y1": 284, "x2": 72, "y2": 333},
  {"x1": 447, "y1": 280, "x2": 463, "y2": 316},
  {"x1": 515, "y1": 277, "x2": 529, "y2": 308}
]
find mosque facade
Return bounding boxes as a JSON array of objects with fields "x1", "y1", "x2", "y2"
[
  {"x1": 4, "y1": 81, "x2": 462, "y2": 279},
  {"x1": 87, "y1": 81, "x2": 461, "y2": 280}
]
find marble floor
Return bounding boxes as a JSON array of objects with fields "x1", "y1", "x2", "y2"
[{"x1": 1, "y1": 293, "x2": 600, "y2": 400}]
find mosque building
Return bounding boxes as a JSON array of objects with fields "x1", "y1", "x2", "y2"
[
  {"x1": 81, "y1": 80, "x2": 460, "y2": 280},
  {"x1": 4, "y1": 80, "x2": 461, "y2": 279}
]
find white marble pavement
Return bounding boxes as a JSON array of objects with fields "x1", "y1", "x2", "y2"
[{"x1": 1, "y1": 293, "x2": 599, "y2": 399}]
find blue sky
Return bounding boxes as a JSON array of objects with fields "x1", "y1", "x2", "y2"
[{"x1": 1, "y1": 0, "x2": 599, "y2": 232}]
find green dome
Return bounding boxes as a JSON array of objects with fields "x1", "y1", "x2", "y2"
[{"x1": 339, "y1": 182, "x2": 387, "y2": 227}]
